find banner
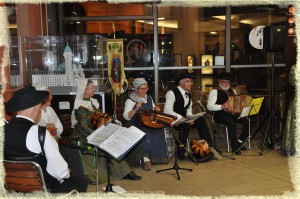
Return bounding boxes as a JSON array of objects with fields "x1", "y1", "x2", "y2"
[{"x1": 107, "y1": 39, "x2": 126, "y2": 95}]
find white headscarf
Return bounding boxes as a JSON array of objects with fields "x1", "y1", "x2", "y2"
[{"x1": 71, "y1": 78, "x2": 100, "y2": 127}]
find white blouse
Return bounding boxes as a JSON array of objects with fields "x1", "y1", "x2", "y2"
[{"x1": 38, "y1": 106, "x2": 63, "y2": 137}]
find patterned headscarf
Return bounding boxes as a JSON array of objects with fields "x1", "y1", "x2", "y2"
[{"x1": 132, "y1": 78, "x2": 147, "y2": 91}]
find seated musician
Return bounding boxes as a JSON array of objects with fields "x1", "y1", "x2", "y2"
[
  {"x1": 33, "y1": 83, "x2": 63, "y2": 140},
  {"x1": 164, "y1": 72, "x2": 216, "y2": 160},
  {"x1": 71, "y1": 78, "x2": 141, "y2": 184},
  {"x1": 123, "y1": 78, "x2": 168, "y2": 171},
  {"x1": 4, "y1": 86, "x2": 88, "y2": 193},
  {"x1": 207, "y1": 71, "x2": 249, "y2": 155},
  {"x1": 34, "y1": 83, "x2": 86, "y2": 179}
]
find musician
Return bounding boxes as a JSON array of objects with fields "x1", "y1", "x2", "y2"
[
  {"x1": 34, "y1": 83, "x2": 86, "y2": 179},
  {"x1": 123, "y1": 78, "x2": 168, "y2": 170},
  {"x1": 71, "y1": 78, "x2": 141, "y2": 184},
  {"x1": 4, "y1": 86, "x2": 88, "y2": 193},
  {"x1": 33, "y1": 83, "x2": 63, "y2": 140},
  {"x1": 164, "y1": 72, "x2": 215, "y2": 160},
  {"x1": 207, "y1": 72, "x2": 249, "y2": 155}
]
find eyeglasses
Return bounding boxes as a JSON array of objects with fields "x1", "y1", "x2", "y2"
[{"x1": 138, "y1": 87, "x2": 149, "y2": 91}]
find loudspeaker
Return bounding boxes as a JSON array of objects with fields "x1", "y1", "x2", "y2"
[{"x1": 263, "y1": 25, "x2": 286, "y2": 52}]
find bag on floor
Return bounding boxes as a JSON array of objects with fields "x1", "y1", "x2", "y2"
[{"x1": 189, "y1": 138, "x2": 213, "y2": 163}]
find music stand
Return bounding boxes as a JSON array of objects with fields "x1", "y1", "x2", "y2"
[
  {"x1": 233, "y1": 97, "x2": 264, "y2": 155},
  {"x1": 156, "y1": 127, "x2": 197, "y2": 180},
  {"x1": 82, "y1": 145, "x2": 115, "y2": 193}
]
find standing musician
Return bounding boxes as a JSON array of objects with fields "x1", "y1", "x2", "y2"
[
  {"x1": 164, "y1": 72, "x2": 215, "y2": 160},
  {"x1": 123, "y1": 78, "x2": 168, "y2": 170},
  {"x1": 207, "y1": 72, "x2": 249, "y2": 155}
]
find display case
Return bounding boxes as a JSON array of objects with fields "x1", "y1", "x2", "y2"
[
  {"x1": 22, "y1": 35, "x2": 108, "y2": 88},
  {"x1": 9, "y1": 35, "x2": 111, "y2": 115}
]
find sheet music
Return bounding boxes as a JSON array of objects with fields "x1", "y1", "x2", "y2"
[
  {"x1": 238, "y1": 97, "x2": 264, "y2": 118},
  {"x1": 87, "y1": 123, "x2": 145, "y2": 160},
  {"x1": 87, "y1": 123, "x2": 122, "y2": 146},
  {"x1": 171, "y1": 112, "x2": 206, "y2": 125},
  {"x1": 238, "y1": 107, "x2": 251, "y2": 118},
  {"x1": 100, "y1": 126, "x2": 145, "y2": 159}
]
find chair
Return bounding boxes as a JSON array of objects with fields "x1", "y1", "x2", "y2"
[
  {"x1": 58, "y1": 114, "x2": 76, "y2": 145},
  {"x1": 3, "y1": 160, "x2": 49, "y2": 197},
  {"x1": 58, "y1": 114, "x2": 73, "y2": 137},
  {"x1": 193, "y1": 92, "x2": 231, "y2": 152}
]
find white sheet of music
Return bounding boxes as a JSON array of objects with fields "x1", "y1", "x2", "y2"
[
  {"x1": 87, "y1": 123, "x2": 145, "y2": 160},
  {"x1": 87, "y1": 123, "x2": 122, "y2": 146}
]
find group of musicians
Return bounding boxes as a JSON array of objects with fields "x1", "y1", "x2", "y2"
[{"x1": 4, "y1": 71, "x2": 250, "y2": 193}]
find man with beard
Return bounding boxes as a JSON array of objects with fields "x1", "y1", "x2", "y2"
[{"x1": 207, "y1": 72, "x2": 249, "y2": 155}]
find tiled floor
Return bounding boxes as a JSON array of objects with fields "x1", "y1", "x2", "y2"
[{"x1": 86, "y1": 127, "x2": 295, "y2": 197}]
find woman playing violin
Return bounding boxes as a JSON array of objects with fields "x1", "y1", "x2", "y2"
[
  {"x1": 72, "y1": 78, "x2": 141, "y2": 184},
  {"x1": 123, "y1": 78, "x2": 168, "y2": 170}
]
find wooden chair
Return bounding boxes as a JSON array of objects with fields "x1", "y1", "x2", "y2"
[
  {"x1": 3, "y1": 160, "x2": 49, "y2": 197},
  {"x1": 58, "y1": 114, "x2": 73, "y2": 137},
  {"x1": 58, "y1": 114, "x2": 77, "y2": 145}
]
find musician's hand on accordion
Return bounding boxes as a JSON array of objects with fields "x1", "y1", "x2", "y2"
[{"x1": 221, "y1": 101, "x2": 230, "y2": 111}]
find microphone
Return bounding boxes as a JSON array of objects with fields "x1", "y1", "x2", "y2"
[{"x1": 69, "y1": 144, "x2": 93, "y2": 152}]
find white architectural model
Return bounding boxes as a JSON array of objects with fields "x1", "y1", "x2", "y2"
[{"x1": 10, "y1": 44, "x2": 85, "y2": 87}]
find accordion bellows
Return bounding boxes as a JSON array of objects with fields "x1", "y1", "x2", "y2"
[{"x1": 227, "y1": 95, "x2": 252, "y2": 114}]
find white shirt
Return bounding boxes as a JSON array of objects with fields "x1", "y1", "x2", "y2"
[
  {"x1": 164, "y1": 86, "x2": 193, "y2": 119},
  {"x1": 18, "y1": 115, "x2": 70, "y2": 182},
  {"x1": 207, "y1": 89, "x2": 223, "y2": 111},
  {"x1": 123, "y1": 97, "x2": 155, "y2": 121},
  {"x1": 38, "y1": 106, "x2": 63, "y2": 137}
]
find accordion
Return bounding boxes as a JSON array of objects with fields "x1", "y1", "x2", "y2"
[{"x1": 227, "y1": 95, "x2": 252, "y2": 114}]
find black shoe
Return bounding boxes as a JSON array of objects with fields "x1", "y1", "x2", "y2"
[
  {"x1": 233, "y1": 150, "x2": 241, "y2": 155},
  {"x1": 123, "y1": 171, "x2": 142, "y2": 180},
  {"x1": 238, "y1": 142, "x2": 247, "y2": 151}
]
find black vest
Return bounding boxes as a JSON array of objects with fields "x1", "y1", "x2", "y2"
[
  {"x1": 172, "y1": 88, "x2": 191, "y2": 116},
  {"x1": 215, "y1": 88, "x2": 234, "y2": 105},
  {"x1": 4, "y1": 117, "x2": 59, "y2": 190}
]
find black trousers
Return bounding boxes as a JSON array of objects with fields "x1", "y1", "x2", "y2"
[
  {"x1": 213, "y1": 111, "x2": 249, "y2": 152},
  {"x1": 51, "y1": 176, "x2": 89, "y2": 193},
  {"x1": 193, "y1": 117, "x2": 214, "y2": 147},
  {"x1": 175, "y1": 117, "x2": 213, "y2": 159}
]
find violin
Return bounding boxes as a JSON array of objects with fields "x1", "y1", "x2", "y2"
[
  {"x1": 80, "y1": 106, "x2": 112, "y2": 129},
  {"x1": 91, "y1": 112, "x2": 111, "y2": 129},
  {"x1": 138, "y1": 110, "x2": 176, "y2": 129}
]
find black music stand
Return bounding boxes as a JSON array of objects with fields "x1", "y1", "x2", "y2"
[
  {"x1": 156, "y1": 127, "x2": 197, "y2": 180},
  {"x1": 82, "y1": 145, "x2": 116, "y2": 193},
  {"x1": 233, "y1": 97, "x2": 264, "y2": 155}
]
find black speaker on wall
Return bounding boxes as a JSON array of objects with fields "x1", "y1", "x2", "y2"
[{"x1": 263, "y1": 25, "x2": 286, "y2": 52}]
